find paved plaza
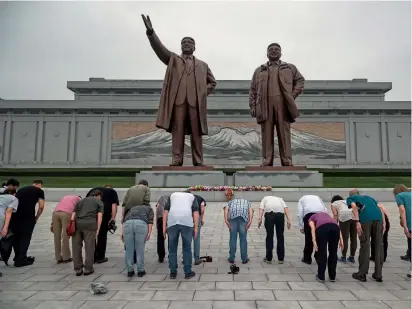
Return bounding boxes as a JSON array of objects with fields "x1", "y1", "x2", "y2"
[{"x1": 0, "y1": 201, "x2": 410, "y2": 309}]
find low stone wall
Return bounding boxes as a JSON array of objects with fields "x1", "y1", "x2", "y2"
[{"x1": 43, "y1": 188, "x2": 396, "y2": 203}]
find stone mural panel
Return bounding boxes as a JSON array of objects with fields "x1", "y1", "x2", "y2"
[{"x1": 110, "y1": 121, "x2": 346, "y2": 166}]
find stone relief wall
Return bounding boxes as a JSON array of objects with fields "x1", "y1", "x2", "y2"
[{"x1": 110, "y1": 122, "x2": 346, "y2": 166}]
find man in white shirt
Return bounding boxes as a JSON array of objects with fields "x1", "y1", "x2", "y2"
[
  {"x1": 163, "y1": 191, "x2": 199, "y2": 280},
  {"x1": 297, "y1": 195, "x2": 328, "y2": 264},
  {"x1": 258, "y1": 196, "x2": 291, "y2": 264}
]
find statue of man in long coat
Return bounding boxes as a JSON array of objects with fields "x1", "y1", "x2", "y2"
[
  {"x1": 142, "y1": 15, "x2": 217, "y2": 166},
  {"x1": 249, "y1": 43, "x2": 305, "y2": 166}
]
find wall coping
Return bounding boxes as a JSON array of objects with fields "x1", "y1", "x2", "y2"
[{"x1": 67, "y1": 78, "x2": 392, "y2": 93}]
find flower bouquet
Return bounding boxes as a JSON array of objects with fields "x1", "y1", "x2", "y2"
[{"x1": 187, "y1": 185, "x2": 272, "y2": 192}]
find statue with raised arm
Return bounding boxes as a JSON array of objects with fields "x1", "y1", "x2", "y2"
[
  {"x1": 249, "y1": 43, "x2": 305, "y2": 167},
  {"x1": 142, "y1": 15, "x2": 217, "y2": 166}
]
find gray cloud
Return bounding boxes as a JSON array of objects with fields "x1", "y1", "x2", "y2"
[{"x1": 0, "y1": 1, "x2": 410, "y2": 101}]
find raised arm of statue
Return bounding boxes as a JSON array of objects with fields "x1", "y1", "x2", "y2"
[
  {"x1": 206, "y1": 66, "x2": 217, "y2": 96},
  {"x1": 291, "y1": 65, "x2": 305, "y2": 99},
  {"x1": 142, "y1": 14, "x2": 172, "y2": 65}
]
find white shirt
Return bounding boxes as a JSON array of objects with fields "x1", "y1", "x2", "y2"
[
  {"x1": 331, "y1": 200, "x2": 353, "y2": 222},
  {"x1": 167, "y1": 192, "x2": 197, "y2": 228},
  {"x1": 297, "y1": 195, "x2": 327, "y2": 228},
  {"x1": 260, "y1": 196, "x2": 287, "y2": 214}
]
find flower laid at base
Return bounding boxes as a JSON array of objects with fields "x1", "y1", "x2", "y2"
[{"x1": 187, "y1": 185, "x2": 272, "y2": 192}]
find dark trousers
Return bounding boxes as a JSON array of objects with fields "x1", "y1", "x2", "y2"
[
  {"x1": 157, "y1": 217, "x2": 165, "y2": 261},
  {"x1": 339, "y1": 219, "x2": 357, "y2": 258},
  {"x1": 12, "y1": 223, "x2": 35, "y2": 263},
  {"x1": 359, "y1": 220, "x2": 383, "y2": 277},
  {"x1": 371, "y1": 214, "x2": 390, "y2": 262},
  {"x1": 314, "y1": 223, "x2": 340, "y2": 281},
  {"x1": 407, "y1": 232, "x2": 411, "y2": 259},
  {"x1": 303, "y1": 212, "x2": 316, "y2": 262},
  {"x1": 72, "y1": 228, "x2": 96, "y2": 273},
  {"x1": 264, "y1": 212, "x2": 285, "y2": 261},
  {"x1": 95, "y1": 217, "x2": 110, "y2": 261}
]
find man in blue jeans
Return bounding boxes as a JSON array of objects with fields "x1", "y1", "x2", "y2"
[
  {"x1": 223, "y1": 188, "x2": 253, "y2": 264},
  {"x1": 163, "y1": 191, "x2": 199, "y2": 279}
]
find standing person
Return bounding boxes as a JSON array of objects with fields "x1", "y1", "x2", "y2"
[
  {"x1": 10, "y1": 180, "x2": 44, "y2": 267},
  {"x1": 309, "y1": 212, "x2": 344, "y2": 282},
  {"x1": 86, "y1": 184, "x2": 119, "y2": 264},
  {"x1": 121, "y1": 204, "x2": 154, "y2": 277},
  {"x1": 258, "y1": 195, "x2": 291, "y2": 264},
  {"x1": 190, "y1": 191, "x2": 206, "y2": 265},
  {"x1": 163, "y1": 191, "x2": 199, "y2": 279},
  {"x1": 0, "y1": 178, "x2": 19, "y2": 194},
  {"x1": 297, "y1": 195, "x2": 328, "y2": 264},
  {"x1": 223, "y1": 188, "x2": 253, "y2": 264},
  {"x1": 155, "y1": 195, "x2": 169, "y2": 263},
  {"x1": 347, "y1": 189, "x2": 386, "y2": 282},
  {"x1": 393, "y1": 184, "x2": 411, "y2": 278},
  {"x1": 370, "y1": 204, "x2": 390, "y2": 262},
  {"x1": 330, "y1": 195, "x2": 357, "y2": 263},
  {"x1": 141, "y1": 15, "x2": 217, "y2": 166},
  {"x1": 249, "y1": 43, "x2": 305, "y2": 167},
  {"x1": 71, "y1": 190, "x2": 104, "y2": 276},
  {"x1": 51, "y1": 195, "x2": 81, "y2": 263}
]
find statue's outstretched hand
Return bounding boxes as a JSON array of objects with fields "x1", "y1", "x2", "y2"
[{"x1": 141, "y1": 14, "x2": 153, "y2": 33}]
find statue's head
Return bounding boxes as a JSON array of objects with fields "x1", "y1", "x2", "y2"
[
  {"x1": 267, "y1": 43, "x2": 282, "y2": 62},
  {"x1": 181, "y1": 37, "x2": 195, "y2": 55}
]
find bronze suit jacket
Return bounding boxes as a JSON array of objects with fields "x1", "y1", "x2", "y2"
[
  {"x1": 249, "y1": 61, "x2": 305, "y2": 123},
  {"x1": 147, "y1": 31, "x2": 217, "y2": 135}
]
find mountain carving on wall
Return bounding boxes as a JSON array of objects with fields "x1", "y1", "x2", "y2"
[{"x1": 111, "y1": 127, "x2": 345, "y2": 161}]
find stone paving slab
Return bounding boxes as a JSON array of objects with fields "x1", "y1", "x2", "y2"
[{"x1": 0, "y1": 201, "x2": 410, "y2": 309}]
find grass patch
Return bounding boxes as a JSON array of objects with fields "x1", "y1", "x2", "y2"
[{"x1": 10, "y1": 176, "x2": 411, "y2": 188}]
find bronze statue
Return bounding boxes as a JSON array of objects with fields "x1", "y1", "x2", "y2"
[
  {"x1": 142, "y1": 15, "x2": 217, "y2": 166},
  {"x1": 249, "y1": 43, "x2": 305, "y2": 166}
]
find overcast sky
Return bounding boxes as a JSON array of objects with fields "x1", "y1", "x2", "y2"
[{"x1": 0, "y1": 1, "x2": 410, "y2": 101}]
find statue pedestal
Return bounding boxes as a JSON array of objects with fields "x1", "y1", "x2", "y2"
[
  {"x1": 137, "y1": 166, "x2": 225, "y2": 188},
  {"x1": 235, "y1": 166, "x2": 323, "y2": 187}
]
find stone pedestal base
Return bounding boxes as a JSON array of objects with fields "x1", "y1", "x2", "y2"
[
  {"x1": 235, "y1": 166, "x2": 323, "y2": 187},
  {"x1": 137, "y1": 166, "x2": 225, "y2": 187}
]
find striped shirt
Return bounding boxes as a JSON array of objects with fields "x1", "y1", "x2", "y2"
[
  {"x1": 225, "y1": 198, "x2": 251, "y2": 223},
  {"x1": 124, "y1": 205, "x2": 154, "y2": 224}
]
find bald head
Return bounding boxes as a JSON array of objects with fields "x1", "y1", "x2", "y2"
[{"x1": 349, "y1": 189, "x2": 360, "y2": 196}]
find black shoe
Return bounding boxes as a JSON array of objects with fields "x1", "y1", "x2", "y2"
[
  {"x1": 76, "y1": 271, "x2": 83, "y2": 276},
  {"x1": 95, "y1": 257, "x2": 108, "y2": 264},
  {"x1": 158, "y1": 258, "x2": 164, "y2": 263},
  {"x1": 170, "y1": 272, "x2": 177, "y2": 279},
  {"x1": 400, "y1": 255, "x2": 411, "y2": 262},
  {"x1": 14, "y1": 260, "x2": 33, "y2": 267},
  {"x1": 63, "y1": 258, "x2": 73, "y2": 263},
  {"x1": 185, "y1": 271, "x2": 196, "y2": 279},
  {"x1": 372, "y1": 273, "x2": 383, "y2": 282},
  {"x1": 301, "y1": 258, "x2": 312, "y2": 265},
  {"x1": 26, "y1": 256, "x2": 35, "y2": 263},
  {"x1": 137, "y1": 271, "x2": 146, "y2": 277},
  {"x1": 84, "y1": 270, "x2": 94, "y2": 276},
  {"x1": 127, "y1": 271, "x2": 135, "y2": 278},
  {"x1": 352, "y1": 272, "x2": 367, "y2": 282},
  {"x1": 407, "y1": 274, "x2": 411, "y2": 279},
  {"x1": 57, "y1": 259, "x2": 64, "y2": 264},
  {"x1": 242, "y1": 259, "x2": 250, "y2": 264}
]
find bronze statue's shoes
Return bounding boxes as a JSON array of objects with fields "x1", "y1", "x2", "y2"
[
  {"x1": 170, "y1": 162, "x2": 183, "y2": 166},
  {"x1": 282, "y1": 163, "x2": 294, "y2": 167},
  {"x1": 193, "y1": 163, "x2": 204, "y2": 166},
  {"x1": 260, "y1": 163, "x2": 273, "y2": 167}
]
